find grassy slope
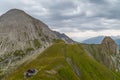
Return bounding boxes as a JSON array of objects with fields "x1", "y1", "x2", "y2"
[{"x1": 6, "y1": 42, "x2": 120, "y2": 80}]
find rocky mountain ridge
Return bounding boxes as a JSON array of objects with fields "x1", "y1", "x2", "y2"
[
  {"x1": 0, "y1": 9, "x2": 74, "y2": 78},
  {"x1": 82, "y1": 36, "x2": 120, "y2": 71}
]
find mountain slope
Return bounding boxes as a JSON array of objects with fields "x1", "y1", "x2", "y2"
[
  {"x1": 0, "y1": 9, "x2": 74, "y2": 78},
  {"x1": 6, "y1": 41, "x2": 120, "y2": 80},
  {"x1": 0, "y1": 9, "x2": 57, "y2": 78},
  {"x1": 82, "y1": 37, "x2": 120, "y2": 72}
]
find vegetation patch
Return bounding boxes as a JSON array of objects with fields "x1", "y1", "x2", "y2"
[
  {"x1": 33, "y1": 39, "x2": 41, "y2": 48},
  {"x1": 25, "y1": 48, "x2": 34, "y2": 54},
  {"x1": 13, "y1": 50, "x2": 25, "y2": 56}
]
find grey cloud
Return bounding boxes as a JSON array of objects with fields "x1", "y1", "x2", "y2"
[
  {"x1": 88, "y1": 0, "x2": 107, "y2": 4},
  {"x1": 0, "y1": 0, "x2": 120, "y2": 33},
  {"x1": 49, "y1": 1, "x2": 76, "y2": 10}
]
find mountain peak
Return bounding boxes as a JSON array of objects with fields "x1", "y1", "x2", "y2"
[
  {"x1": 1, "y1": 9, "x2": 26, "y2": 17},
  {"x1": 0, "y1": 9, "x2": 35, "y2": 32},
  {"x1": 101, "y1": 36, "x2": 116, "y2": 45},
  {"x1": 7, "y1": 8, "x2": 25, "y2": 13},
  {"x1": 101, "y1": 36, "x2": 119, "y2": 56},
  {"x1": 0, "y1": 9, "x2": 31, "y2": 22}
]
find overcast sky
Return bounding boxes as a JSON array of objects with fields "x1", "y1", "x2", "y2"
[{"x1": 0, "y1": 0, "x2": 120, "y2": 41}]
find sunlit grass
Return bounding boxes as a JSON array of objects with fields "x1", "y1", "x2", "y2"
[{"x1": 6, "y1": 41, "x2": 120, "y2": 80}]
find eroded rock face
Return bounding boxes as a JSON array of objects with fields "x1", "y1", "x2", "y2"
[
  {"x1": 101, "y1": 37, "x2": 120, "y2": 71},
  {"x1": 0, "y1": 9, "x2": 57, "y2": 54},
  {"x1": 82, "y1": 36, "x2": 120, "y2": 72},
  {"x1": 101, "y1": 36, "x2": 119, "y2": 55}
]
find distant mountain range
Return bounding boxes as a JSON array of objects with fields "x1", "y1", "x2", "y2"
[{"x1": 82, "y1": 36, "x2": 120, "y2": 48}]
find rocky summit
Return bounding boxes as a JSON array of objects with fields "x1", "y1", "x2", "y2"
[
  {"x1": 101, "y1": 36, "x2": 119, "y2": 55},
  {"x1": 101, "y1": 37, "x2": 120, "y2": 71}
]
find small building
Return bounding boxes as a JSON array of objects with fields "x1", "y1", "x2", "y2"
[{"x1": 24, "y1": 68, "x2": 38, "y2": 78}]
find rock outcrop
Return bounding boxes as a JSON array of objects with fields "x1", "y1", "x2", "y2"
[
  {"x1": 82, "y1": 36, "x2": 120, "y2": 72},
  {"x1": 53, "y1": 31, "x2": 75, "y2": 43},
  {"x1": 101, "y1": 36, "x2": 119, "y2": 55}
]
